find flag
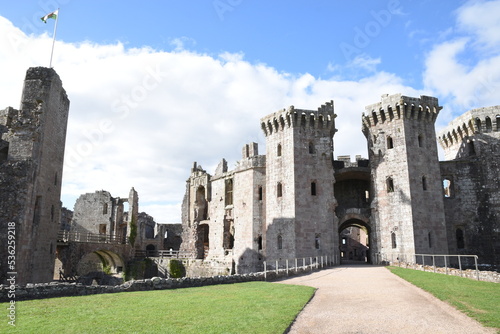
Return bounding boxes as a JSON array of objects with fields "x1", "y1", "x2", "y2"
[{"x1": 41, "y1": 9, "x2": 58, "y2": 23}]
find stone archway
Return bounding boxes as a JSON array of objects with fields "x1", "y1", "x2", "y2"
[
  {"x1": 76, "y1": 250, "x2": 125, "y2": 276},
  {"x1": 339, "y1": 219, "x2": 371, "y2": 264}
]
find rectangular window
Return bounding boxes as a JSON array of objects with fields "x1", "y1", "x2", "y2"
[{"x1": 311, "y1": 182, "x2": 317, "y2": 196}]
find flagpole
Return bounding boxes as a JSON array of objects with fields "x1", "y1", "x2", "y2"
[{"x1": 49, "y1": 8, "x2": 59, "y2": 68}]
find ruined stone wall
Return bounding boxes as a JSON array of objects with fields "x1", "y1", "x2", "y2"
[
  {"x1": 0, "y1": 67, "x2": 69, "y2": 284},
  {"x1": 179, "y1": 163, "x2": 211, "y2": 259},
  {"x1": 162, "y1": 224, "x2": 183, "y2": 250},
  {"x1": 71, "y1": 191, "x2": 116, "y2": 234}
]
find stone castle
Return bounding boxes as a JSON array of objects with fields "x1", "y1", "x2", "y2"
[
  {"x1": 1, "y1": 68, "x2": 498, "y2": 285},
  {"x1": 179, "y1": 94, "x2": 500, "y2": 275}
]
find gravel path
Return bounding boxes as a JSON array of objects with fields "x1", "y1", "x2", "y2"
[{"x1": 277, "y1": 265, "x2": 495, "y2": 334}]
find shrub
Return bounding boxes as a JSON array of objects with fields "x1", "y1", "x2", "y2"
[{"x1": 169, "y1": 259, "x2": 185, "y2": 278}]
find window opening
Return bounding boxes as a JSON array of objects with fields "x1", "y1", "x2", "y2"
[
  {"x1": 257, "y1": 235, "x2": 263, "y2": 250},
  {"x1": 145, "y1": 225, "x2": 155, "y2": 239},
  {"x1": 99, "y1": 224, "x2": 107, "y2": 234},
  {"x1": 311, "y1": 182, "x2": 317, "y2": 196},
  {"x1": 391, "y1": 232, "x2": 397, "y2": 249},
  {"x1": 418, "y1": 135, "x2": 423, "y2": 147},
  {"x1": 258, "y1": 186, "x2": 263, "y2": 201},
  {"x1": 277, "y1": 235, "x2": 283, "y2": 249},
  {"x1": 428, "y1": 231, "x2": 432, "y2": 248},
  {"x1": 387, "y1": 177, "x2": 394, "y2": 193},
  {"x1": 277, "y1": 182, "x2": 283, "y2": 197},
  {"x1": 422, "y1": 176, "x2": 427, "y2": 191},
  {"x1": 315, "y1": 234, "x2": 321, "y2": 250},
  {"x1": 443, "y1": 178, "x2": 452, "y2": 197},
  {"x1": 277, "y1": 143, "x2": 282, "y2": 157},
  {"x1": 456, "y1": 228, "x2": 465, "y2": 249},
  {"x1": 309, "y1": 142, "x2": 315, "y2": 154},
  {"x1": 486, "y1": 117, "x2": 492, "y2": 132},
  {"x1": 225, "y1": 179, "x2": 233, "y2": 206},
  {"x1": 387, "y1": 136, "x2": 394, "y2": 149},
  {"x1": 103, "y1": 203, "x2": 108, "y2": 215}
]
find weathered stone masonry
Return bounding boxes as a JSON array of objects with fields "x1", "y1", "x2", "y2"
[
  {"x1": 181, "y1": 94, "x2": 500, "y2": 274},
  {"x1": 0, "y1": 67, "x2": 69, "y2": 285}
]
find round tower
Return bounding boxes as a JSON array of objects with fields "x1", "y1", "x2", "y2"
[
  {"x1": 260, "y1": 101, "x2": 338, "y2": 260},
  {"x1": 362, "y1": 94, "x2": 448, "y2": 261}
]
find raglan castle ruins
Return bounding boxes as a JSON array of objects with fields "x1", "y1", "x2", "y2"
[{"x1": 1, "y1": 67, "x2": 499, "y2": 286}]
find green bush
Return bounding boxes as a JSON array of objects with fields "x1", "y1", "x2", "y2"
[{"x1": 169, "y1": 259, "x2": 185, "y2": 278}]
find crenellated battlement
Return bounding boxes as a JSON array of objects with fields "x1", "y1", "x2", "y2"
[
  {"x1": 260, "y1": 101, "x2": 337, "y2": 137},
  {"x1": 437, "y1": 105, "x2": 500, "y2": 149},
  {"x1": 362, "y1": 94, "x2": 441, "y2": 134}
]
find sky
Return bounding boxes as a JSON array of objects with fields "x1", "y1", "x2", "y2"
[{"x1": 1, "y1": 0, "x2": 500, "y2": 224}]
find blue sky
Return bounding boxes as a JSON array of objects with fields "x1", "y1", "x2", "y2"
[{"x1": 1, "y1": 1, "x2": 500, "y2": 223}]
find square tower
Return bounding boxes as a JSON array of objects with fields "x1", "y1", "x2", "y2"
[
  {"x1": 362, "y1": 94, "x2": 448, "y2": 259},
  {"x1": 261, "y1": 102, "x2": 338, "y2": 260},
  {"x1": 0, "y1": 67, "x2": 70, "y2": 284}
]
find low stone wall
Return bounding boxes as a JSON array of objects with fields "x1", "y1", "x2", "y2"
[
  {"x1": 0, "y1": 265, "x2": 322, "y2": 302},
  {"x1": 388, "y1": 261, "x2": 500, "y2": 283}
]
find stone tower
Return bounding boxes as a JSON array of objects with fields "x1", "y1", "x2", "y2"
[
  {"x1": 0, "y1": 67, "x2": 70, "y2": 284},
  {"x1": 362, "y1": 94, "x2": 448, "y2": 260},
  {"x1": 437, "y1": 106, "x2": 500, "y2": 267},
  {"x1": 260, "y1": 101, "x2": 337, "y2": 260}
]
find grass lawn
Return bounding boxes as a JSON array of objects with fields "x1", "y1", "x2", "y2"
[
  {"x1": 2, "y1": 281, "x2": 315, "y2": 334},
  {"x1": 388, "y1": 266, "x2": 500, "y2": 331}
]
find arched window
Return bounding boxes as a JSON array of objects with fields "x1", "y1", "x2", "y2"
[
  {"x1": 386, "y1": 177, "x2": 394, "y2": 193},
  {"x1": 456, "y1": 228, "x2": 465, "y2": 249},
  {"x1": 496, "y1": 115, "x2": 500, "y2": 131},
  {"x1": 311, "y1": 182, "x2": 317, "y2": 196},
  {"x1": 391, "y1": 232, "x2": 397, "y2": 249},
  {"x1": 485, "y1": 117, "x2": 492, "y2": 132},
  {"x1": 387, "y1": 136, "x2": 394, "y2": 149},
  {"x1": 277, "y1": 235, "x2": 283, "y2": 249},
  {"x1": 277, "y1": 182, "x2": 283, "y2": 197},
  {"x1": 475, "y1": 118, "x2": 482, "y2": 133},
  {"x1": 257, "y1": 235, "x2": 263, "y2": 250},
  {"x1": 468, "y1": 140, "x2": 476, "y2": 156},
  {"x1": 277, "y1": 143, "x2": 282, "y2": 157},
  {"x1": 145, "y1": 225, "x2": 155, "y2": 239},
  {"x1": 103, "y1": 203, "x2": 108, "y2": 215}
]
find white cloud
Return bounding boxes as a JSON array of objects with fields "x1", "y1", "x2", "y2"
[
  {"x1": 0, "y1": 16, "x2": 420, "y2": 224},
  {"x1": 456, "y1": 0, "x2": 500, "y2": 50},
  {"x1": 423, "y1": 1, "x2": 500, "y2": 126}
]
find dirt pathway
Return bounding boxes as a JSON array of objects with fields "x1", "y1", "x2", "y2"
[{"x1": 277, "y1": 265, "x2": 495, "y2": 334}]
